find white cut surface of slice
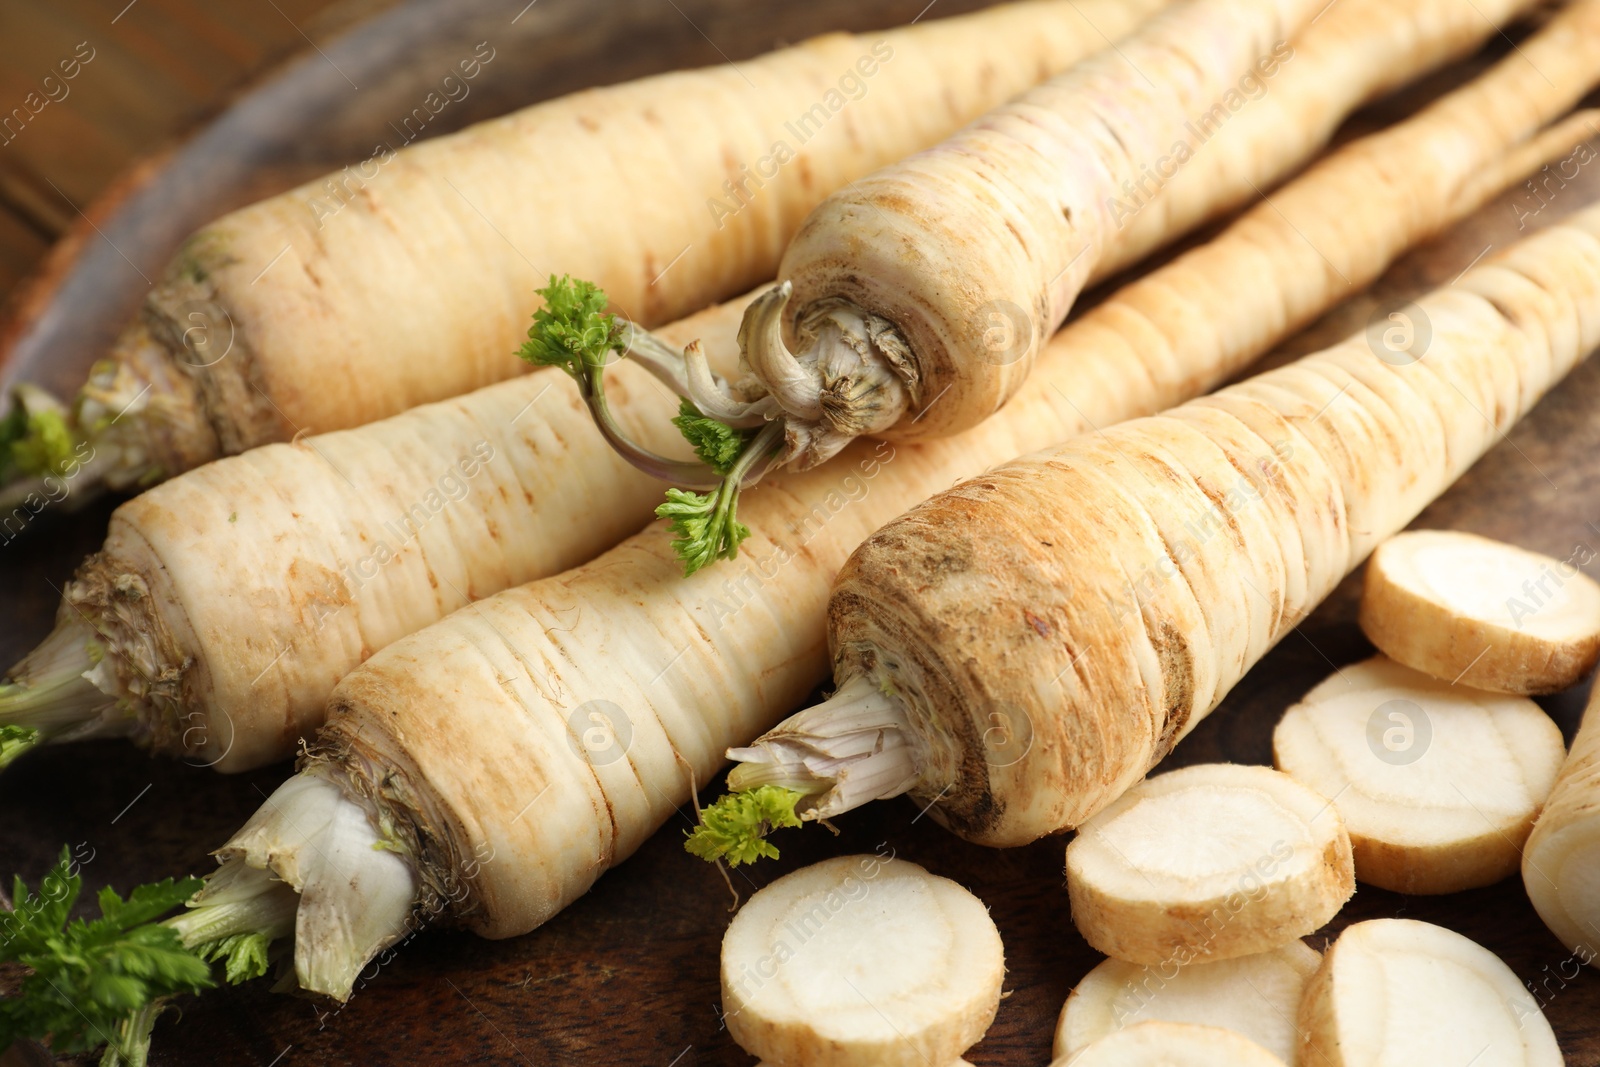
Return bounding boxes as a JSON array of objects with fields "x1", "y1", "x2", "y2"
[
  {"x1": 1274, "y1": 655, "x2": 1565, "y2": 893},
  {"x1": 1065, "y1": 763, "x2": 1353, "y2": 965},
  {"x1": 1056, "y1": 1020, "x2": 1287, "y2": 1065},
  {"x1": 722, "y1": 855, "x2": 1004, "y2": 1067},
  {"x1": 1299, "y1": 919, "x2": 1560, "y2": 1066},
  {"x1": 1360, "y1": 529, "x2": 1600, "y2": 693},
  {"x1": 1053, "y1": 941, "x2": 1320, "y2": 1061}
]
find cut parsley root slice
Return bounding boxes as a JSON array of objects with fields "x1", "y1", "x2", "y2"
[
  {"x1": 1299, "y1": 919, "x2": 1561, "y2": 1066},
  {"x1": 1053, "y1": 942, "x2": 1320, "y2": 1063},
  {"x1": 1065, "y1": 764, "x2": 1353, "y2": 966},
  {"x1": 1360, "y1": 530, "x2": 1600, "y2": 694},
  {"x1": 1274, "y1": 656, "x2": 1566, "y2": 894},
  {"x1": 721, "y1": 855, "x2": 1003, "y2": 1067},
  {"x1": 1055, "y1": 1020, "x2": 1287, "y2": 1066}
]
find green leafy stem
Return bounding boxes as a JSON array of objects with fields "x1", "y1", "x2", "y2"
[
  {"x1": 519, "y1": 275, "x2": 783, "y2": 575},
  {"x1": 0, "y1": 396, "x2": 78, "y2": 485},
  {"x1": 0, "y1": 847, "x2": 280, "y2": 1065},
  {"x1": 0, "y1": 847, "x2": 209, "y2": 1062}
]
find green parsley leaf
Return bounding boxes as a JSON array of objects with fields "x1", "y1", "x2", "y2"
[
  {"x1": 0, "y1": 847, "x2": 211, "y2": 1056},
  {"x1": 0, "y1": 403, "x2": 78, "y2": 482},
  {"x1": 671, "y1": 399, "x2": 752, "y2": 476},
  {"x1": 657, "y1": 485, "x2": 752, "y2": 576},
  {"x1": 517, "y1": 274, "x2": 626, "y2": 379},
  {"x1": 0, "y1": 724, "x2": 39, "y2": 769},
  {"x1": 193, "y1": 932, "x2": 273, "y2": 985},
  {"x1": 684, "y1": 786, "x2": 805, "y2": 867}
]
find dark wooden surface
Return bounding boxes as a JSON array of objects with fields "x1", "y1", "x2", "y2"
[
  {"x1": 4, "y1": 2, "x2": 1600, "y2": 1065},
  {"x1": 0, "y1": 0, "x2": 352, "y2": 295}
]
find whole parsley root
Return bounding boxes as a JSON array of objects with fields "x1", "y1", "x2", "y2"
[
  {"x1": 583, "y1": 0, "x2": 1545, "y2": 565},
  {"x1": 722, "y1": 204, "x2": 1600, "y2": 852},
  {"x1": 1525, "y1": 680, "x2": 1600, "y2": 965},
  {"x1": 0, "y1": 0, "x2": 1164, "y2": 509},
  {"x1": 103, "y1": 13, "x2": 1600, "y2": 1006},
  {"x1": 0, "y1": 286, "x2": 746, "y2": 773}
]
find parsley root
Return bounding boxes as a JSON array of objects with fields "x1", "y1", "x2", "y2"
[
  {"x1": 0, "y1": 286, "x2": 742, "y2": 772},
  {"x1": 0, "y1": 0, "x2": 1166, "y2": 510},
  {"x1": 176, "y1": 107, "x2": 1593, "y2": 1006},
  {"x1": 599, "y1": 0, "x2": 1542, "y2": 559},
  {"x1": 725, "y1": 201, "x2": 1600, "y2": 850}
]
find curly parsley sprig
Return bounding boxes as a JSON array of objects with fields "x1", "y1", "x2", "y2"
[
  {"x1": 0, "y1": 847, "x2": 211, "y2": 1062},
  {"x1": 519, "y1": 276, "x2": 783, "y2": 577},
  {"x1": 683, "y1": 785, "x2": 806, "y2": 867}
]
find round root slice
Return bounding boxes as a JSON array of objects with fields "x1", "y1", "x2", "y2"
[
  {"x1": 1053, "y1": 941, "x2": 1320, "y2": 1062},
  {"x1": 1299, "y1": 919, "x2": 1561, "y2": 1066},
  {"x1": 722, "y1": 855, "x2": 1004, "y2": 1067},
  {"x1": 1274, "y1": 655, "x2": 1565, "y2": 895},
  {"x1": 1065, "y1": 763, "x2": 1353, "y2": 967},
  {"x1": 1360, "y1": 529, "x2": 1600, "y2": 694},
  {"x1": 1054, "y1": 1020, "x2": 1287, "y2": 1066}
]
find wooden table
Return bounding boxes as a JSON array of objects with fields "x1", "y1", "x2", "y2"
[
  {"x1": 2, "y1": 3, "x2": 1600, "y2": 1065},
  {"x1": 0, "y1": 0, "x2": 349, "y2": 300}
]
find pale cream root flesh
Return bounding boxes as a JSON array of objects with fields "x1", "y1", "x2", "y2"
[
  {"x1": 721, "y1": 856, "x2": 1003, "y2": 1067},
  {"x1": 207, "y1": 768, "x2": 419, "y2": 1000},
  {"x1": 815, "y1": 199, "x2": 1600, "y2": 848},
  {"x1": 1298, "y1": 919, "x2": 1561, "y2": 1066},
  {"x1": 1055, "y1": 1020, "x2": 1287, "y2": 1066},
  {"x1": 753, "y1": 0, "x2": 1549, "y2": 453},
  {"x1": 11, "y1": 0, "x2": 1587, "y2": 792},
  {"x1": 1274, "y1": 655, "x2": 1565, "y2": 894},
  {"x1": 1053, "y1": 941, "x2": 1320, "y2": 1062},
  {"x1": 743, "y1": 0, "x2": 1321, "y2": 458},
  {"x1": 1065, "y1": 764, "x2": 1353, "y2": 966},
  {"x1": 4, "y1": 301, "x2": 748, "y2": 773},
  {"x1": 1098, "y1": 0, "x2": 1541, "y2": 278},
  {"x1": 1360, "y1": 529, "x2": 1600, "y2": 693},
  {"x1": 1525, "y1": 682, "x2": 1600, "y2": 964}
]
